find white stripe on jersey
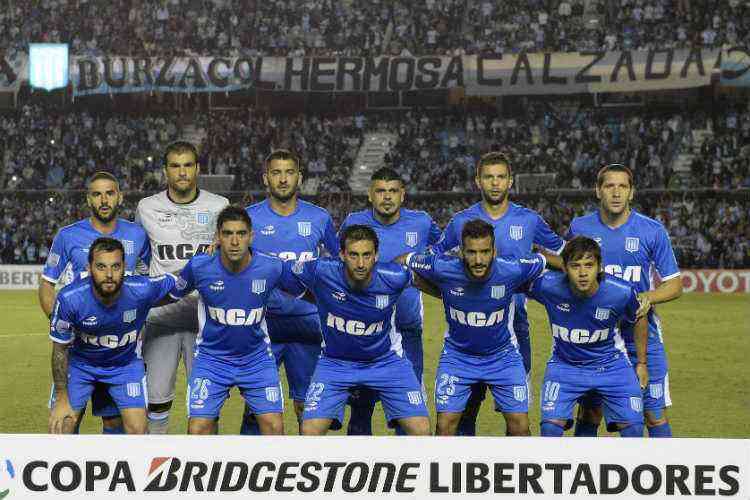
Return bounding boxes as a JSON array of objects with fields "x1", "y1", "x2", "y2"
[{"x1": 388, "y1": 308, "x2": 404, "y2": 358}]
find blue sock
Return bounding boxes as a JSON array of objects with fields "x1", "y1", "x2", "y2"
[
  {"x1": 541, "y1": 421, "x2": 565, "y2": 437},
  {"x1": 619, "y1": 424, "x2": 644, "y2": 437},
  {"x1": 347, "y1": 389, "x2": 375, "y2": 436},
  {"x1": 647, "y1": 422, "x2": 672, "y2": 438},
  {"x1": 574, "y1": 420, "x2": 599, "y2": 437},
  {"x1": 103, "y1": 425, "x2": 125, "y2": 435},
  {"x1": 456, "y1": 415, "x2": 477, "y2": 436},
  {"x1": 240, "y1": 405, "x2": 261, "y2": 435}
]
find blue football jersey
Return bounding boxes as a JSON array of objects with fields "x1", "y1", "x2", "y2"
[
  {"x1": 526, "y1": 271, "x2": 640, "y2": 366},
  {"x1": 170, "y1": 252, "x2": 284, "y2": 363},
  {"x1": 280, "y1": 258, "x2": 411, "y2": 362},
  {"x1": 246, "y1": 199, "x2": 339, "y2": 329},
  {"x1": 407, "y1": 252, "x2": 546, "y2": 355},
  {"x1": 434, "y1": 202, "x2": 564, "y2": 257},
  {"x1": 340, "y1": 208, "x2": 442, "y2": 329},
  {"x1": 50, "y1": 274, "x2": 176, "y2": 366},
  {"x1": 43, "y1": 218, "x2": 151, "y2": 285},
  {"x1": 566, "y1": 210, "x2": 681, "y2": 346}
]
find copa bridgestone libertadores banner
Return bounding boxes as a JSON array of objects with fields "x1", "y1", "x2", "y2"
[{"x1": 0, "y1": 435, "x2": 747, "y2": 499}]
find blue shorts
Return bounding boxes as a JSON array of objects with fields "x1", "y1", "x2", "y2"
[
  {"x1": 58, "y1": 359, "x2": 147, "y2": 413},
  {"x1": 541, "y1": 357, "x2": 643, "y2": 431},
  {"x1": 580, "y1": 345, "x2": 670, "y2": 413},
  {"x1": 271, "y1": 342, "x2": 321, "y2": 402},
  {"x1": 49, "y1": 383, "x2": 121, "y2": 418},
  {"x1": 304, "y1": 352, "x2": 428, "y2": 426},
  {"x1": 435, "y1": 346, "x2": 528, "y2": 414},
  {"x1": 187, "y1": 350, "x2": 283, "y2": 419}
]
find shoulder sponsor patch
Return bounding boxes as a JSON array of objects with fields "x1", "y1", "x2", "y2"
[{"x1": 46, "y1": 252, "x2": 60, "y2": 267}]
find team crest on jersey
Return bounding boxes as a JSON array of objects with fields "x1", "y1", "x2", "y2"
[
  {"x1": 121, "y1": 240, "x2": 134, "y2": 255},
  {"x1": 625, "y1": 237, "x2": 640, "y2": 253},
  {"x1": 261, "y1": 225, "x2": 275, "y2": 235},
  {"x1": 265, "y1": 386, "x2": 280, "y2": 403},
  {"x1": 491, "y1": 285, "x2": 505, "y2": 299},
  {"x1": 594, "y1": 307, "x2": 610, "y2": 321},
  {"x1": 123, "y1": 309, "x2": 136, "y2": 323},
  {"x1": 509, "y1": 225, "x2": 523, "y2": 241},
  {"x1": 630, "y1": 397, "x2": 643, "y2": 412},
  {"x1": 251, "y1": 280, "x2": 266, "y2": 294},
  {"x1": 297, "y1": 221, "x2": 312, "y2": 237},
  {"x1": 649, "y1": 383, "x2": 663, "y2": 400},
  {"x1": 405, "y1": 232, "x2": 419, "y2": 248},
  {"x1": 375, "y1": 294, "x2": 389, "y2": 309},
  {"x1": 513, "y1": 385, "x2": 527, "y2": 402},
  {"x1": 196, "y1": 212, "x2": 210, "y2": 225}
]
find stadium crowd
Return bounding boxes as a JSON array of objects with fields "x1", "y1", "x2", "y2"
[
  {"x1": 1, "y1": 190, "x2": 747, "y2": 269},
  {"x1": 1, "y1": 0, "x2": 749, "y2": 58},
  {"x1": 6, "y1": 103, "x2": 750, "y2": 193}
]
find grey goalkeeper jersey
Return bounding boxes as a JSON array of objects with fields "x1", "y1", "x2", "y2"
[{"x1": 135, "y1": 189, "x2": 229, "y2": 328}]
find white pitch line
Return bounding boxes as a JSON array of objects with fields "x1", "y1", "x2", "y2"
[{"x1": 0, "y1": 332, "x2": 47, "y2": 338}]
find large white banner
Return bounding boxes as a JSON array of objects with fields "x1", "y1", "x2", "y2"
[
  {"x1": 0, "y1": 265, "x2": 44, "y2": 290},
  {"x1": 0, "y1": 435, "x2": 746, "y2": 499}
]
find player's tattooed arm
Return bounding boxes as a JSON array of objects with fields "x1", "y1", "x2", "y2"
[
  {"x1": 636, "y1": 277, "x2": 682, "y2": 318},
  {"x1": 633, "y1": 316, "x2": 649, "y2": 390},
  {"x1": 49, "y1": 342, "x2": 77, "y2": 433}
]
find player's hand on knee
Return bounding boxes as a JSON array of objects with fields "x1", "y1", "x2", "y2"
[
  {"x1": 49, "y1": 400, "x2": 77, "y2": 434},
  {"x1": 636, "y1": 362, "x2": 649, "y2": 391}
]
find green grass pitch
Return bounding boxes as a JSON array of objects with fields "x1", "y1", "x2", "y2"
[{"x1": 0, "y1": 291, "x2": 747, "y2": 436}]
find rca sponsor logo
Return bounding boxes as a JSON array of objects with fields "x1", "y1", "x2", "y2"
[
  {"x1": 551, "y1": 324, "x2": 610, "y2": 344},
  {"x1": 208, "y1": 306, "x2": 264, "y2": 326},
  {"x1": 448, "y1": 307, "x2": 505, "y2": 328},
  {"x1": 326, "y1": 313, "x2": 384, "y2": 336}
]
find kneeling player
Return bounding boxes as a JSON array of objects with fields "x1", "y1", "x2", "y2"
[
  {"x1": 49, "y1": 238, "x2": 176, "y2": 434},
  {"x1": 169, "y1": 206, "x2": 285, "y2": 435},
  {"x1": 280, "y1": 225, "x2": 430, "y2": 436},
  {"x1": 525, "y1": 236, "x2": 648, "y2": 437},
  {"x1": 403, "y1": 219, "x2": 548, "y2": 436}
]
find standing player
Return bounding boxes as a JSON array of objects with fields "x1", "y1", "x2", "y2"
[
  {"x1": 49, "y1": 238, "x2": 176, "y2": 434},
  {"x1": 242, "y1": 149, "x2": 338, "y2": 434},
  {"x1": 340, "y1": 167, "x2": 441, "y2": 435},
  {"x1": 568, "y1": 164, "x2": 682, "y2": 438},
  {"x1": 280, "y1": 225, "x2": 430, "y2": 435},
  {"x1": 403, "y1": 220, "x2": 548, "y2": 435},
  {"x1": 526, "y1": 236, "x2": 648, "y2": 438},
  {"x1": 169, "y1": 206, "x2": 285, "y2": 435},
  {"x1": 434, "y1": 152, "x2": 564, "y2": 435},
  {"x1": 40, "y1": 171, "x2": 150, "y2": 434},
  {"x1": 136, "y1": 141, "x2": 229, "y2": 434}
]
